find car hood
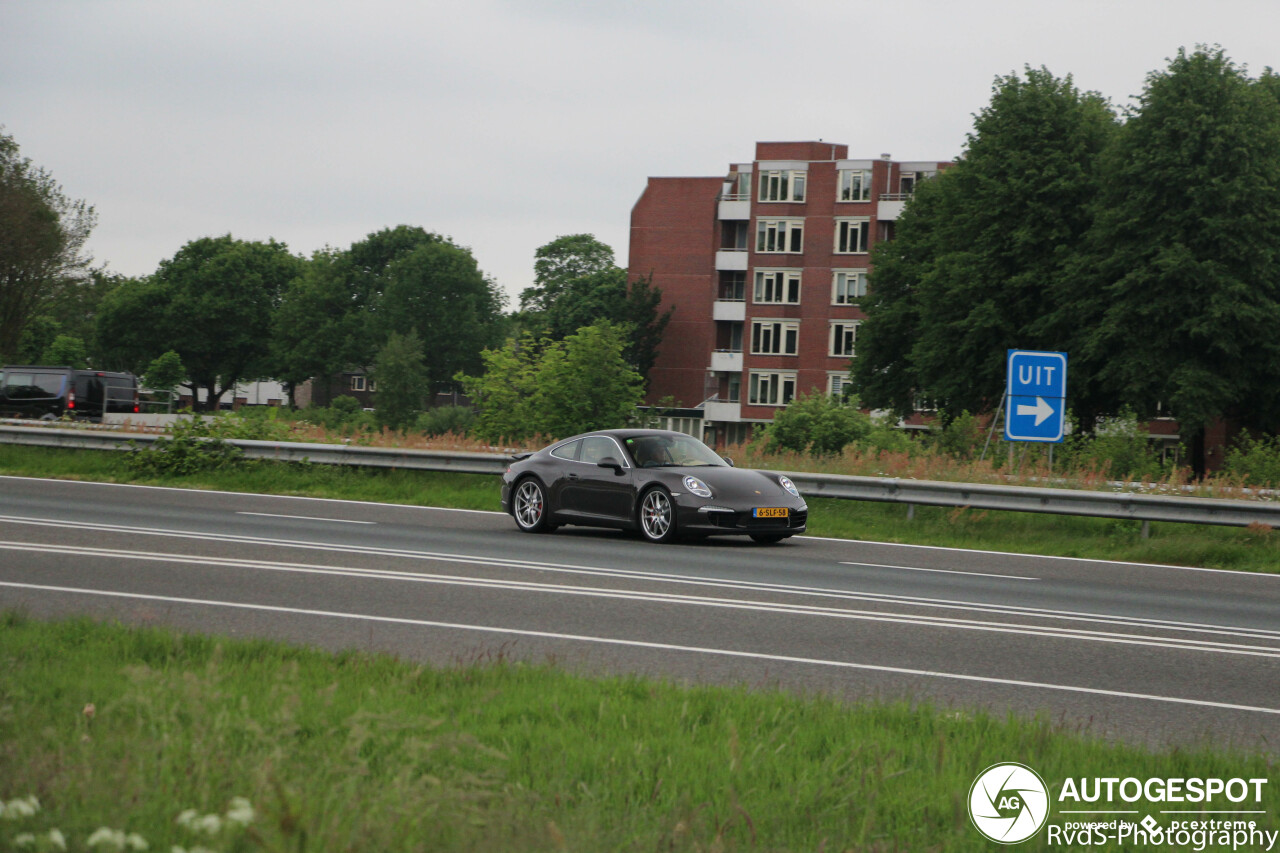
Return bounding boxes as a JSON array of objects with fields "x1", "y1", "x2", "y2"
[{"x1": 672, "y1": 466, "x2": 803, "y2": 504}]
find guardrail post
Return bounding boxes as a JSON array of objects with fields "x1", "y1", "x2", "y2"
[
  {"x1": 906, "y1": 504, "x2": 915, "y2": 521},
  {"x1": 1142, "y1": 520, "x2": 1150, "y2": 539}
]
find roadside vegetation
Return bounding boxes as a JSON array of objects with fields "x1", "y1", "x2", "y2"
[{"x1": 2, "y1": 615, "x2": 1275, "y2": 852}]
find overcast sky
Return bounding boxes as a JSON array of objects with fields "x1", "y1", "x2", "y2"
[{"x1": 3, "y1": 1, "x2": 1277, "y2": 307}]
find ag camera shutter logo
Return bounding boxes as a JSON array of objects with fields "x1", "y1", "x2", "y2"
[{"x1": 969, "y1": 763, "x2": 1050, "y2": 844}]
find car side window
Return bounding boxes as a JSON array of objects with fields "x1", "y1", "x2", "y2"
[
  {"x1": 580, "y1": 436, "x2": 621, "y2": 465},
  {"x1": 550, "y1": 439, "x2": 582, "y2": 461}
]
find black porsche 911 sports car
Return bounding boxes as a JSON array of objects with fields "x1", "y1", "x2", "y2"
[{"x1": 500, "y1": 429, "x2": 807, "y2": 543}]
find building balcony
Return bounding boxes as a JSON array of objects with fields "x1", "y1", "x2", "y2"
[
  {"x1": 712, "y1": 299, "x2": 745, "y2": 322},
  {"x1": 709, "y1": 350, "x2": 743, "y2": 373},
  {"x1": 718, "y1": 195, "x2": 751, "y2": 220},
  {"x1": 715, "y1": 249, "x2": 749, "y2": 271},
  {"x1": 702, "y1": 400, "x2": 742, "y2": 422},
  {"x1": 877, "y1": 194, "x2": 911, "y2": 221}
]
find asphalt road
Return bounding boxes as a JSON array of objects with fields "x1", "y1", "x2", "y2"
[{"x1": 1, "y1": 474, "x2": 1277, "y2": 752}]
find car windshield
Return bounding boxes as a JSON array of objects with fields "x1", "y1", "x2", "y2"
[{"x1": 624, "y1": 434, "x2": 726, "y2": 468}]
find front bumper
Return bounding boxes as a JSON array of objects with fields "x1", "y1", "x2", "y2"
[{"x1": 677, "y1": 504, "x2": 808, "y2": 537}]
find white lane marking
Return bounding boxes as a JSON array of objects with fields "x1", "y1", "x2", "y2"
[
  {"x1": 0, "y1": 518, "x2": 1277, "y2": 644},
  {"x1": 2, "y1": 579, "x2": 1277, "y2": 717},
  {"x1": 2, "y1": 542, "x2": 1278, "y2": 659},
  {"x1": 804, "y1": 533, "x2": 1280, "y2": 578},
  {"x1": 842, "y1": 561, "x2": 1038, "y2": 581},
  {"x1": 236, "y1": 512, "x2": 376, "y2": 525},
  {"x1": 0, "y1": 474, "x2": 507, "y2": 516},
  {"x1": 6, "y1": 474, "x2": 1279, "y2": 578}
]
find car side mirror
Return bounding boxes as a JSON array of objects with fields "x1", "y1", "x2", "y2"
[
  {"x1": 597, "y1": 457, "x2": 626, "y2": 474},
  {"x1": 722, "y1": 456, "x2": 735, "y2": 467}
]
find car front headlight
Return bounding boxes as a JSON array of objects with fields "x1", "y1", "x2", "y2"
[
  {"x1": 683, "y1": 475, "x2": 713, "y2": 498},
  {"x1": 778, "y1": 475, "x2": 800, "y2": 497}
]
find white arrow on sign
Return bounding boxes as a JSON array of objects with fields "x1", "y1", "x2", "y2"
[{"x1": 1016, "y1": 397, "x2": 1055, "y2": 427}]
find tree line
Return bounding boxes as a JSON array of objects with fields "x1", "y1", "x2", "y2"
[
  {"x1": 852, "y1": 46, "x2": 1280, "y2": 469},
  {"x1": 0, "y1": 127, "x2": 668, "y2": 432}
]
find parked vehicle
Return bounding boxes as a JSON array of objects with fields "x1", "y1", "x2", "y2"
[
  {"x1": 501, "y1": 429, "x2": 808, "y2": 544},
  {"x1": 0, "y1": 365, "x2": 139, "y2": 421}
]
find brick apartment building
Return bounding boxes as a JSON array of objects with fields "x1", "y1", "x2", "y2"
[{"x1": 628, "y1": 141, "x2": 950, "y2": 447}]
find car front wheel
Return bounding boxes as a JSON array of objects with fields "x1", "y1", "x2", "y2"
[
  {"x1": 513, "y1": 478, "x2": 555, "y2": 533},
  {"x1": 638, "y1": 488, "x2": 677, "y2": 543}
]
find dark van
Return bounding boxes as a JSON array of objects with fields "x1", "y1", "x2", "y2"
[{"x1": 0, "y1": 365, "x2": 140, "y2": 421}]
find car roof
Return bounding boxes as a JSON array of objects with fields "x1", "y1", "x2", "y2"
[{"x1": 561, "y1": 428, "x2": 691, "y2": 442}]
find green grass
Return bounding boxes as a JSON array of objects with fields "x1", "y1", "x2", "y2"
[
  {"x1": 1, "y1": 615, "x2": 1275, "y2": 852},
  {"x1": 3, "y1": 443, "x2": 1280, "y2": 573}
]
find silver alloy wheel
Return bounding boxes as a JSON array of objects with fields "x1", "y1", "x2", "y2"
[
  {"x1": 640, "y1": 489, "x2": 673, "y2": 541},
  {"x1": 514, "y1": 479, "x2": 545, "y2": 530}
]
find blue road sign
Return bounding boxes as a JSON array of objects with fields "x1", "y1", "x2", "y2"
[{"x1": 1005, "y1": 349, "x2": 1067, "y2": 443}]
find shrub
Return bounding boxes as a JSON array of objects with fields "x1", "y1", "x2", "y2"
[
  {"x1": 415, "y1": 405, "x2": 475, "y2": 437},
  {"x1": 125, "y1": 414, "x2": 244, "y2": 476},
  {"x1": 1223, "y1": 433, "x2": 1280, "y2": 487},
  {"x1": 1063, "y1": 410, "x2": 1172, "y2": 481},
  {"x1": 760, "y1": 391, "x2": 872, "y2": 456}
]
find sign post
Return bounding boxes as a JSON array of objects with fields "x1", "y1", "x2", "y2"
[{"x1": 1004, "y1": 350, "x2": 1067, "y2": 443}]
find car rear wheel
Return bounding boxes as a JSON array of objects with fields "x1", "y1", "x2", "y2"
[
  {"x1": 638, "y1": 488, "x2": 677, "y2": 543},
  {"x1": 513, "y1": 478, "x2": 555, "y2": 533}
]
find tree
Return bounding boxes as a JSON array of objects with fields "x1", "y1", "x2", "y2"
[
  {"x1": 372, "y1": 329, "x2": 429, "y2": 430},
  {"x1": 378, "y1": 238, "x2": 506, "y2": 392},
  {"x1": 95, "y1": 236, "x2": 305, "y2": 410},
  {"x1": 521, "y1": 234, "x2": 672, "y2": 388},
  {"x1": 460, "y1": 322, "x2": 644, "y2": 443},
  {"x1": 1077, "y1": 47, "x2": 1280, "y2": 444},
  {"x1": 40, "y1": 334, "x2": 87, "y2": 368},
  {"x1": 521, "y1": 233, "x2": 616, "y2": 314},
  {"x1": 142, "y1": 350, "x2": 185, "y2": 412},
  {"x1": 0, "y1": 128, "x2": 97, "y2": 362},
  {"x1": 852, "y1": 68, "x2": 1117, "y2": 418},
  {"x1": 273, "y1": 226, "x2": 506, "y2": 407},
  {"x1": 271, "y1": 248, "x2": 372, "y2": 402}
]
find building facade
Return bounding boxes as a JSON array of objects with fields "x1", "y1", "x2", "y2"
[{"x1": 628, "y1": 141, "x2": 949, "y2": 447}]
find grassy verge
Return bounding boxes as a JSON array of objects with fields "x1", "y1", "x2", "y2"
[
  {"x1": 3, "y1": 444, "x2": 1280, "y2": 573},
  {"x1": 2, "y1": 615, "x2": 1275, "y2": 852}
]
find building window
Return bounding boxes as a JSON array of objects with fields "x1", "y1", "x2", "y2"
[
  {"x1": 756, "y1": 219, "x2": 804, "y2": 253},
  {"x1": 830, "y1": 321, "x2": 859, "y2": 357},
  {"x1": 758, "y1": 170, "x2": 806, "y2": 203},
  {"x1": 838, "y1": 169, "x2": 871, "y2": 202},
  {"x1": 827, "y1": 372, "x2": 853, "y2": 399},
  {"x1": 835, "y1": 218, "x2": 871, "y2": 254},
  {"x1": 719, "y1": 271, "x2": 746, "y2": 301},
  {"x1": 350, "y1": 376, "x2": 366, "y2": 391},
  {"x1": 753, "y1": 269, "x2": 801, "y2": 304},
  {"x1": 832, "y1": 269, "x2": 868, "y2": 305},
  {"x1": 749, "y1": 371, "x2": 797, "y2": 406},
  {"x1": 726, "y1": 373, "x2": 741, "y2": 403},
  {"x1": 899, "y1": 170, "x2": 936, "y2": 195},
  {"x1": 751, "y1": 320, "x2": 799, "y2": 356}
]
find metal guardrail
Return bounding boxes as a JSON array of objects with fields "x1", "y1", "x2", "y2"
[
  {"x1": 0, "y1": 424, "x2": 508, "y2": 476},
  {"x1": 3, "y1": 424, "x2": 1278, "y2": 532}
]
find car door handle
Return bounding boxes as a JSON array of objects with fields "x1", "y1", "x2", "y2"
[{"x1": 567, "y1": 473, "x2": 580, "y2": 481}]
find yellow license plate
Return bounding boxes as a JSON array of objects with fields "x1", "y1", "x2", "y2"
[{"x1": 753, "y1": 507, "x2": 789, "y2": 519}]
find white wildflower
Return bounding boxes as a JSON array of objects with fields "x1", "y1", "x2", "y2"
[
  {"x1": 125, "y1": 832, "x2": 149, "y2": 850},
  {"x1": 2, "y1": 795, "x2": 40, "y2": 819},
  {"x1": 48, "y1": 828, "x2": 68, "y2": 851},
  {"x1": 12, "y1": 833, "x2": 36, "y2": 848},
  {"x1": 192, "y1": 813, "x2": 221, "y2": 836},
  {"x1": 87, "y1": 827, "x2": 126, "y2": 848},
  {"x1": 173, "y1": 810, "x2": 198, "y2": 830},
  {"x1": 225, "y1": 797, "x2": 254, "y2": 827}
]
